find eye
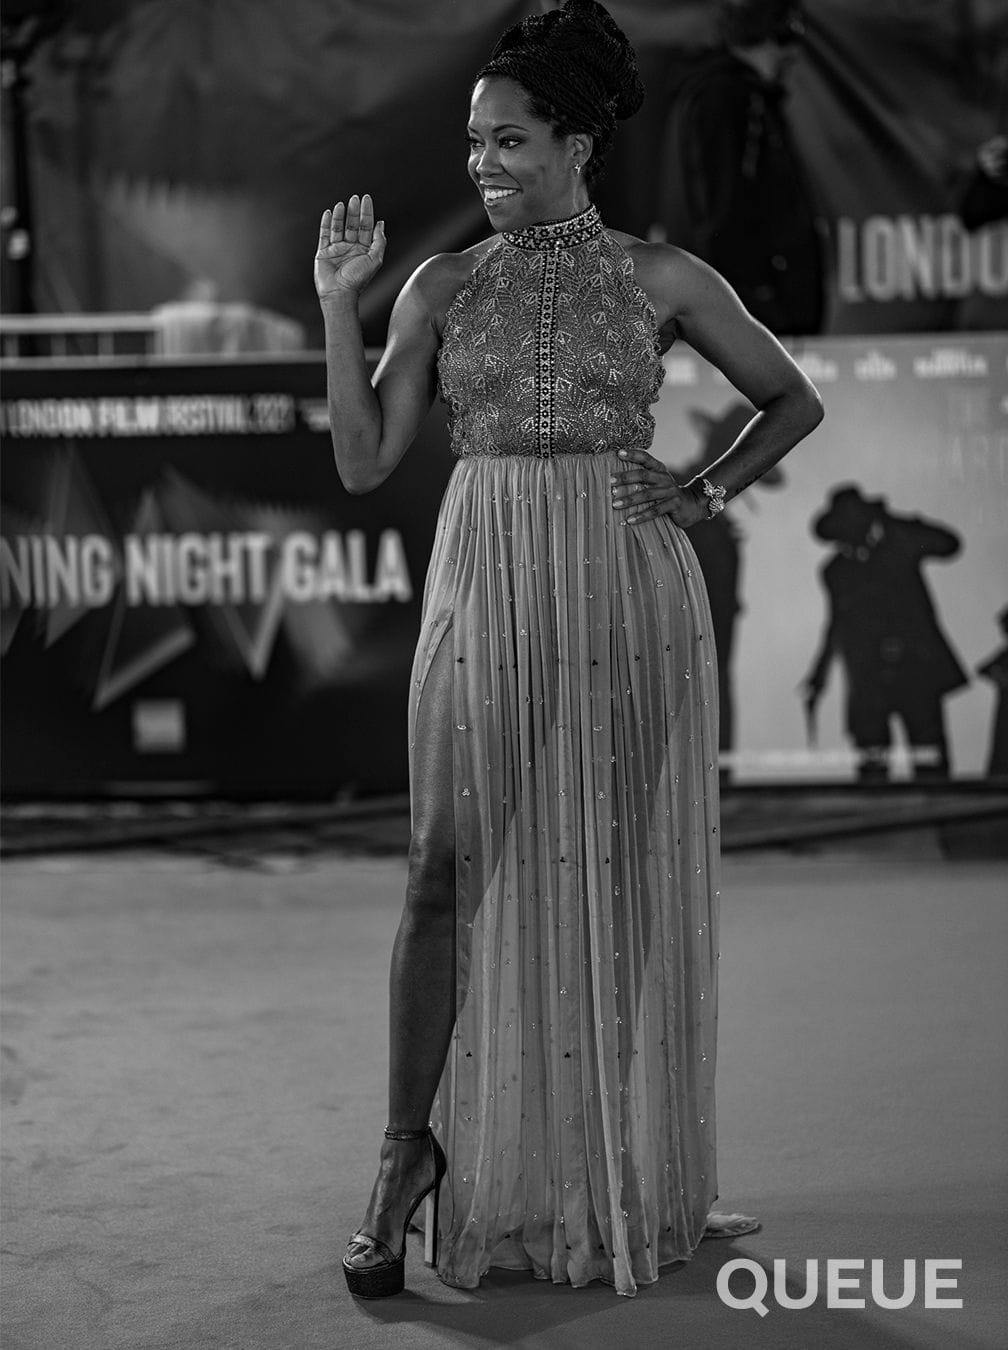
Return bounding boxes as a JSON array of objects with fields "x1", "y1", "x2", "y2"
[{"x1": 467, "y1": 135, "x2": 521, "y2": 150}]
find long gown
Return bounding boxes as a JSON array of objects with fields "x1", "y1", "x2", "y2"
[{"x1": 406, "y1": 202, "x2": 722, "y2": 1298}]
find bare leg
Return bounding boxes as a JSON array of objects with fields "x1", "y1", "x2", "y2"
[{"x1": 345, "y1": 630, "x2": 456, "y2": 1268}]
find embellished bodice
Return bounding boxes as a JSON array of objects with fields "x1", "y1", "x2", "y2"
[{"x1": 436, "y1": 204, "x2": 665, "y2": 458}]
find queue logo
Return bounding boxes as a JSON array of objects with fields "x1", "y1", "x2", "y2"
[{"x1": 716, "y1": 1259, "x2": 963, "y2": 1318}]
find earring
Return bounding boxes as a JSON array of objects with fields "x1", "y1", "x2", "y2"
[{"x1": 574, "y1": 162, "x2": 582, "y2": 175}]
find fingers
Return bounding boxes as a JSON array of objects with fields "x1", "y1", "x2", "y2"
[
  {"x1": 616, "y1": 487, "x2": 680, "y2": 523},
  {"x1": 614, "y1": 469, "x2": 669, "y2": 487},
  {"x1": 612, "y1": 482, "x2": 664, "y2": 512},
  {"x1": 345, "y1": 192, "x2": 375, "y2": 243},
  {"x1": 320, "y1": 195, "x2": 378, "y2": 248},
  {"x1": 625, "y1": 491, "x2": 683, "y2": 524},
  {"x1": 610, "y1": 460, "x2": 679, "y2": 515},
  {"x1": 623, "y1": 496, "x2": 671, "y2": 524},
  {"x1": 612, "y1": 446, "x2": 675, "y2": 489},
  {"x1": 606, "y1": 448, "x2": 692, "y2": 526},
  {"x1": 358, "y1": 192, "x2": 374, "y2": 245},
  {"x1": 611, "y1": 465, "x2": 685, "y2": 524},
  {"x1": 329, "y1": 200, "x2": 345, "y2": 246},
  {"x1": 617, "y1": 447, "x2": 663, "y2": 471}
]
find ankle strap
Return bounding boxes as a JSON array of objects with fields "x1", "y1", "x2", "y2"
[{"x1": 384, "y1": 1125, "x2": 430, "y2": 1140}]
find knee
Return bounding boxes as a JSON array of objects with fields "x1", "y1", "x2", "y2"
[{"x1": 405, "y1": 826, "x2": 455, "y2": 920}]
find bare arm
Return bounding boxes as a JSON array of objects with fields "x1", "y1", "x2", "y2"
[
  {"x1": 315, "y1": 193, "x2": 442, "y2": 494},
  {"x1": 610, "y1": 243, "x2": 824, "y2": 530},
  {"x1": 666, "y1": 247, "x2": 825, "y2": 505}
]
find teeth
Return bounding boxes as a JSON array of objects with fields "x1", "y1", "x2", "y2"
[{"x1": 483, "y1": 188, "x2": 518, "y2": 202}]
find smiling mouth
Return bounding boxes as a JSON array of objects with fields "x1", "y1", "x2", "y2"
[{"x1": 482, "y1": 187, "x2": 520, "y2": 206}]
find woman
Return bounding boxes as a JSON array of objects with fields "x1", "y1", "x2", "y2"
[{"x1": 317, "y1": 0, "x2": 823, "y2": 1299}]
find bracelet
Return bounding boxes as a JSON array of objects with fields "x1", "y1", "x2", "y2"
[{"x1": 699, "y1": 477, "x2": 727, "y2": 518}]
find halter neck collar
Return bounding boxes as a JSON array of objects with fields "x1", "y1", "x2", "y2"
[{"x1": 501, "y1": 202, "x2": 603, "y2": 251}]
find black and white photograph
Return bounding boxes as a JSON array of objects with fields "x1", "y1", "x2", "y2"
[{"x1": 1, "y1": 1, "x2": 1006, "y2": 1347}]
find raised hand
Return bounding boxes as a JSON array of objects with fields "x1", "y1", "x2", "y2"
[{"x1": 315, "y1": 192, "x2": 387, "y2": 300}]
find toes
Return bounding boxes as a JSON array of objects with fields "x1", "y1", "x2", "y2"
[{"x1": 345, "y1": 1236, "x2": 381, "y2": 1268}]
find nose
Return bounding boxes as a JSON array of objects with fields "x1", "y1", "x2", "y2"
[{"x1": 474, "y1": 144, "x2": 501, "y2": 176}]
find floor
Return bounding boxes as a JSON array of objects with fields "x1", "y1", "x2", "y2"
[{"x1": 2, "y1": 843, "x2": 1006, "y2": 1349}]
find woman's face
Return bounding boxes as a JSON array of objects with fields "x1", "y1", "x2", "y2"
[{"x1": 467, "y1": 77, "x2": 589, "y2": 228}]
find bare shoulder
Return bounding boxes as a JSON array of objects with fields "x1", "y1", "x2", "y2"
[
  {"x1": 409, "y1": 237, "x2": 501, "y2": 339},
  {"x1": 608, "y1": 235, "x2": 822, "y2": 413},
  {"x1": 604, "y1": 230, "x2": 716, "y2": 327}
]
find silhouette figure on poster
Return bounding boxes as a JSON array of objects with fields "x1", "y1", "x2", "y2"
[
  {"x1": 977, "y1": 604, "x2": 1008, "y2": 777},
  {"x1": 677, "y1": 402, "x2": 784, "y2": 780},
  {"x1": 650, "y1": 0, "x2": 825, "y2": 336},
  {"x1": 801, "y1": 485, "x2": 968, "y2": 780}
]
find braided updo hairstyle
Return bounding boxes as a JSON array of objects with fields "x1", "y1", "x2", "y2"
[{"x1": 474, "y1": 0, "x2": 644, "y2": 191}]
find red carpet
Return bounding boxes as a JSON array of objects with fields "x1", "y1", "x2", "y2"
[{"x1": 2, "y1": 844, "x2": 1005, "y2": 1348}]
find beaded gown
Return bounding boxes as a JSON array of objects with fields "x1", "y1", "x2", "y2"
[{"x1": 406, "y1": 203, "x2": 721, "y2": 1298}]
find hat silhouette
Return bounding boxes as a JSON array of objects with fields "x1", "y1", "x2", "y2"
[{"x1": 814, "y1": 484, "x2": 886, "y2": 544}]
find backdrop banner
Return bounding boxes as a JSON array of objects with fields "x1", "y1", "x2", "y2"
[
  {"x1": 1, "y1": 336, "x2": 1005, "y2": 795},
  {"x1": 0, "y1": 358, "x2": 455, "y2": 796},
  {"x1": 651, "y1": 331, "x2": 1007, "y2": 783},
  {"x1": 12, "y1": 1, "x2": 1007, "y2": 344}
]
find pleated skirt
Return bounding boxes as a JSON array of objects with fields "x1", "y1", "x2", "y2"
[{"x1": 406, "y1": 447, "x2": 722, "y2": 1298}]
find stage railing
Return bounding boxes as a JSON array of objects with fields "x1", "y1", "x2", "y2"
[
  {"x1": 0, "y1": 313, "x2": 162, "y2": 360},
  {"x1": 0, "y1": 303, "x2": 308, "y2": 361}
]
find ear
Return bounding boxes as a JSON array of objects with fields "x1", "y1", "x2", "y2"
[{"x1": 569, "y1": 131, "x2": 593, "y2": 165}]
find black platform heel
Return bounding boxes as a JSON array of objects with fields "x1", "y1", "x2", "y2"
[{"x1": 342, "y1": 1125, "x2": 447, "y2": 1298}]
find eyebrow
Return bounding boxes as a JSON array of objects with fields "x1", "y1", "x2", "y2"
[{"x1": 467, "y1": 123, "x2": 527, "y2": 133}]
